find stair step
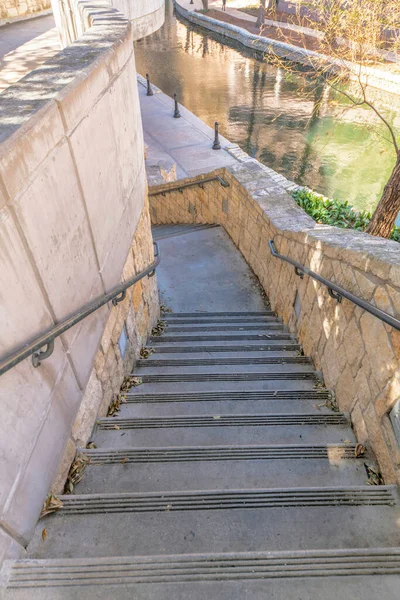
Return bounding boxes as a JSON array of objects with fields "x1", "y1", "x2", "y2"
[
  {"x1": 75, "y1": 452, "x2": 371, "y2": 494},
  {"x1": 164, "y1": 324, "x2": 284, "y2": 332},
  {"x1": 97, "y1": 413, "x2": 348, "y2": 429},
  {"x1": 49, "y1": 486, "x2": 398, "y2": 515},
  {"x1": 163, "y1": 312, "x2": 274, "y2": 317},
  {"x1": 125, "y1": 389, "x2": 332, "y2": 403},
  {"x1": 150, "y1": 342, "x2": 301, "y2": 353},
  {"x1": 136, "y1": 356, "x2": 311, "y2": 368},
  {"x1": 94, "y1": 425, "x2": 352, "y2": 448},
  {"x1": 122, "y1": 390, "x2": 334, "y2": 417},
  {"x1": 4, "y1": 550, "x2": 400, "y2": 599},
  {"x1": 164, "y1": 316, "x2": 278, "y2": 324},
  {"x1": 26, "y1": 496, "x2": 400, "y2": 558},
  {"x1": 137, "y1": 372, "x2": 317, "y2": 384},
  {"x1": 152, "y1": 332, "x2": 293, "y2": 343},
  {"x1": 81, "y1": 444, "x2": 362, "y2": 464}
]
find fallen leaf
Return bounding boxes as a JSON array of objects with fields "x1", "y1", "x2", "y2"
[
  {"x1": 121, "y1": 457, "x2": 128, "y2": 464},
  {"x1": 213, "y1": 415, "x2": 221, "y2": 420},
  {"x1": 42, "y1": 529, "x2": 47, "y2": 541},
  {"x1": 355, "y1": 443, "x2": 366, "y2": 458},
  {"x1": 40, "y1": 494, "x2": 64, "y2": 518},
  {"x1": 114, "y1": 424, "x2": 120, "y2": 430}
]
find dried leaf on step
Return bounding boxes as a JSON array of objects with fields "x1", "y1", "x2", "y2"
[
  {"x1": 121, "y1": 457, "x2": 128, "y2": 464},
  {"x1": 140, "y1": 347, "x2": 155, "y2": 359},
  {"x1": 165, "y1": 504, "x2": 172, "y2": 511},
  {"x1": 113, "y1": 424, "x2": 120, "y2": 430},
  {"x1": 42, "y1": 529, "x2": 47, "y2": 541},
  {"x1": 40, "y1": 494, "x2": 64, "y2": 519},
  {"x1": 64, "y1": 453, "x2": 90, "y2": 494},
  {"x1": 364, "y1": 463, "x2": 384, "y2": 486},
  {"x1": 151, "y1": 320, "x2": 167, "y2": 336},
  {"x1": 86, "y1": 441, "x2": 97, "y2": 449},
  {"x1": 355, "y1": 443, "x2": 366, "y2": 458},
  {"x1": 213, "y1": 415, "x2": 221, "y2": 420},
  {"x1": 120, "y1": 376, "x2": 142, "y2": 393},
  {"x1": 160, "y1": 304, "x2": 173, "y2": 313}
]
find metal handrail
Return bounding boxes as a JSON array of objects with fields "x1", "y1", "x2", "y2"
[
  {"x1": 269, "y1": 240, "x2": 400, "y2": 332},
  {"x1": 148, "y1": 175, "x2": 229, "y2": 197},
  {"x1": 0, "y1": 242, "x2": 161, "y2": 377}
]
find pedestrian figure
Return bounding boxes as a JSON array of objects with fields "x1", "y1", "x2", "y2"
[{"x1": 222, "y1": 0, "x2": 226, "y2": 11}]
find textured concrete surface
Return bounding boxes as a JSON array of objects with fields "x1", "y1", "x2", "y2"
[{"x1": 156, "y1": 226, "x2": 267, "y2": 312}]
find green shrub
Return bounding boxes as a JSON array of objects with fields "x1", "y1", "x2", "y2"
[{"x1": 292, "y1": 188, "x2": 400, "y2": 242}]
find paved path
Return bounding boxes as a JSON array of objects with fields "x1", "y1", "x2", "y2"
[
  {"x1": 138, "y1": 74, "x2": 239, "y2": 181},
  {"x1": 0, "y1": 14, "x2": 59, "y2": 93}
]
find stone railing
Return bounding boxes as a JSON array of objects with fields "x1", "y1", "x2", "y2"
[
  {"x1": 0, "y1": 0, "x2": 159, "y2": 563},
  {"x1": 0, "y1": 0, "x2": 51, "y2": 24},
  {"x1": 149, "y1": 161, "x2": 400, "y2": 486}
]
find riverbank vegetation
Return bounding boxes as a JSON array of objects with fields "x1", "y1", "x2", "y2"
[
  {"x1": 270, "y1": 0, "x2": 400, "y2": 240},
  {"x1": 292, "y1": 188, "x2": 400, "y2": 243}
]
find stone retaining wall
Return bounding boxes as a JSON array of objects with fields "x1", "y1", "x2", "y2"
[
  {"x1": 175, "y1": 2, "x2": 400, "y2": 96},
  {"x1": 0, "y1": 0, "x2": 158, "y2": 563},
  {"x1": 0, "y1": 0, "x2": 51, "y2": 24},
  {"x1": 149, "y1": 160, "x2": 400, "y2": 486}
]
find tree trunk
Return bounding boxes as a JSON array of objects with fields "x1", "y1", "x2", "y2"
[
  {"x1": 202, "y1": 0, "x2": 208, "y2": 11},
  {"x1": 366, "y1": 155, "x2": 400, "y2": 238},
  {"x1": 256, "y1": 0, "x2": 266, "y2": 28}
]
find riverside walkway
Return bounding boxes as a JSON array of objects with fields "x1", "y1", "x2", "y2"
[{"x1": 0, "y1": 14, "x2": 59, "y2": 93}]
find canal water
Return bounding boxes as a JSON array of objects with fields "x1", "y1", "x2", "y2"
[{"x1": 135, "y1": 2, "x2": 400, "y2": 218}]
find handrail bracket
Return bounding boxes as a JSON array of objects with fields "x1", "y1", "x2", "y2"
[{"x1": 32, "y1": 340, "x2": 55, "y2": 368}]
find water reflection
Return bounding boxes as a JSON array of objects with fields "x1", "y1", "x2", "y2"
[{"x1": 135, "y1": 2, "x2": 399, "y2": 217}]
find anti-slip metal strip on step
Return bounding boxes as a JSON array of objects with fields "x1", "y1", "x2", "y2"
[
  {"x1": 152, "y1": 333, "x2": 293, "y2": 343},
  {"x1": 164, "y1": 317, "x2": 278, "y2": 324},
  {"x1": 165, "y1": 324, "x2": 284, "y2": 332},
  {"x1": 152, "y1": 343, "x2": 301, "y2": 353},
  {"x1": 126, "y1": 389, "x2": 332, "y2": 403},
  {"x1": 8, "y1": 548, "x2": 400, "y2": 588},
  {"x1": 57, "y1": 487, "x2": 396, "y2": 514},
  {"x1": 137, "y1": 356, "x2": 312, "y2": 368},
  {"x1": 139, "y1": 372, "x2": 317, "y2": 383},
  {"x1": 163, "y1": 312, "x2": 273, "y2": 318},
  {"x1": 82, "y1": 444, "x2": 359, "y2": 464},
  {"x1": 97, "y1": 413, "x2": 348, "y2": 429}
]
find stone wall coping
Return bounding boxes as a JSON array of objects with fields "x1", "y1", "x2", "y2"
[
  {"x1": 0, "y1": 0, "x2": 131, "y2": 146},
  {"x1": 175, "y1": 1, "x2": 400, "y2": 95}
]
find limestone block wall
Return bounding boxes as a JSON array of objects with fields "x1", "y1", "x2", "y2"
[
  {"x1": 0, "y1": 0, "x2": 51, "y2": 24},
  {"x1": 0, "y1": 0, "x2": 158, "y2": 563},
  {"x1": 149, "y1": 161, "x2": 400, "y2": 486}
]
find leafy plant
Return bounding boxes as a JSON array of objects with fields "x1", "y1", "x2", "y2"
[{"x1": 292, "y1": 188, "x2": 400, "y2": 242}]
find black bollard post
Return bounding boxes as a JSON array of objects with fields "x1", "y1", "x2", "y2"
[
  {"x1": 146, "y1": 73, "x2": 153, "y2": 96},
  {"x1": 212, "y1": 121, "x2": 221, "y2": 150},
  {"x1": 173, "y1": 93, "x2": 181, "y2": 118}
]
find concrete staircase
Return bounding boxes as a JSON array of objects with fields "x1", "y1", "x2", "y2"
[
  {"x1": 2, "y1": 311, "x2": 400, "y2": 598},
  {"x1": 2, "y1": 227, "x2": 400, "y2": 598}
]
